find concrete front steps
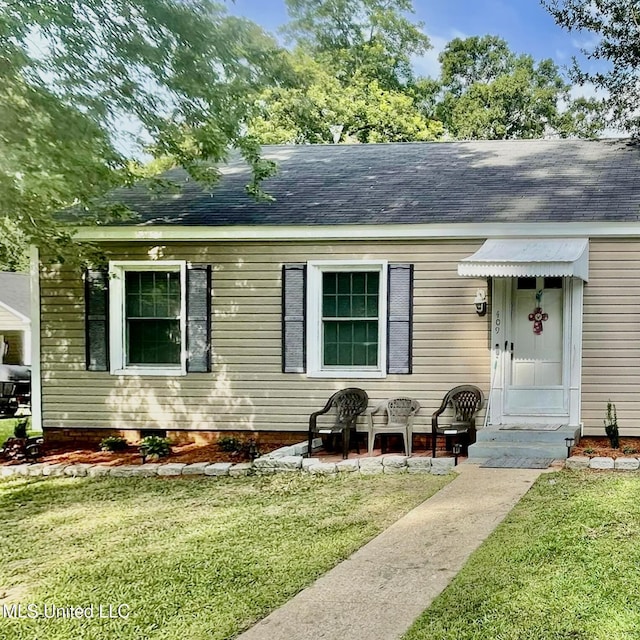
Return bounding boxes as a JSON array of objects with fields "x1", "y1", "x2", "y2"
[{"x1": 468, "y1": 424, "x2": 581, "y2": 461}]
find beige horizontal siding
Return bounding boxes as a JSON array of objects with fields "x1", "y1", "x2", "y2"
[
  {"x1": 40, "y1": 240, "x2": 491, "y2": 435},
  {"x1": 581, "y1": 239, "x2": 640, "y2": 435}
]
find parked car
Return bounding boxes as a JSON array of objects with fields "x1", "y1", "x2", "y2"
[{"x1": 0, "y1": 364, "x2": 31, "y2": 418}]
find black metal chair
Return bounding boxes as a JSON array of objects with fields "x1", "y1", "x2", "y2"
[
  {"x1": 431, "y1": 385, "x2": 484, "y2": 458},
  {"x1": 308, "y1": 388, "x2": 369, "y2": 459}
]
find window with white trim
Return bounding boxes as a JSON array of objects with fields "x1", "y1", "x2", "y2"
[
  {"x1": 109, "y1": 261, "x2": 187, "y2": 376},
  {"x1": 307, "y1": 261, "x2": 387, "y2": 378}
]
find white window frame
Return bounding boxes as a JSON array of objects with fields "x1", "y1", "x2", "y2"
[
  {"x1": 307, "y1": 260, "x2": 388, "y2": 379},
  {"x1": 109, "y1": 260, "x2": 187, "y2": 376}
]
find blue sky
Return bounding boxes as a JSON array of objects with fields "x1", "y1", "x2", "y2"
[{"x1": 227, "y1": 0, "x2": 597, "y2": 84}]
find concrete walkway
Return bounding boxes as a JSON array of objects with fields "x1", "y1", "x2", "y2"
[{"x1": 237, "y1": 463, "x2": 545, "y2": 640}]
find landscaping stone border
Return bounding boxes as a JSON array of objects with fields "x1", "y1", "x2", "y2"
[
  {"x1": 566, "y1": 455, "x2": 640, "y2": 471},
  {"x1": 0, "y1": 438, "x2": 456, "y2": 479}
]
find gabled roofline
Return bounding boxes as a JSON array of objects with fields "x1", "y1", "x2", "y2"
[
  {"x1": 0, "y1": 299, "x2": 30, "y2": 325},
  {"x1": 73, "y1": 221, "x2": 640, "y2": 242}
]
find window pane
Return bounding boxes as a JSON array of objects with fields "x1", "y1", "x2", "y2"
[
  {"x1": 517, "y1": 277, "x2": 536, "y2": 290},
  {"x1": 366, "y1": 294, "x2": 378, "y2": 317},
  {"x1": 352, "y1": 273, "x2": 366, "y2": 294},
  {"x1": 367, "y1": 273, "x2": 379, "y2": 294},
  {"x1": 323, "y1": 294, "x2": 337, "y2": 317},
  {"x1": 352, "y1": 294, "x2": 366, "y2": 317},
  {"x1": 337, "y1": 273, "x2": 351, "y2": 294},
  {"x1": 337, "y1": 295, "x2": 351, "y2": 317},
  {"x1": 322, "y1": 320, "x2": 378, "y2": 367},
  {"x1": 337, "y1": 342, "x2": 353, "y2": 366},
  {"x1": 544, "y1": 277, "x2": 563, "y2": 289},
  {"x1": 323, "y1": 273, "x2": 337, "y2": 294},
  {"x1": 125, "y1": 270, "x2": 182, "y2": 365},
  {"x1": 320, "y1": 270, "x2": 380, "y2": 368},
  {"x1": 127, "y1": 319, "x2": 181, "y2": 365}
]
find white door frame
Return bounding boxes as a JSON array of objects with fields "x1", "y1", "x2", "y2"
[{"x1": 489, "y1": 277, "x2": 583, "y2": 426}]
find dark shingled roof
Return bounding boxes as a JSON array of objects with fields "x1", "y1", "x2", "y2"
[
  {"x1": 0, "y1": 272, "x2": 30, "y2": 318},
  {"x1": 107, "y1": 139, "x2": 640, "y2": 227}
]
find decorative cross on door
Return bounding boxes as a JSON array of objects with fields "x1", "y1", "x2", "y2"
[
  {"x1": 528, "y1": 290, "x2": 548, "y2": 334},
  {"x1": 528, "y1": 307, "x2": 548, "y2": 334}
]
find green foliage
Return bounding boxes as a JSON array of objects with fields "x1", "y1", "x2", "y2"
[
  {"x1": 604, "y1": 400, "x2": 620, "y2": 449},
  {"x1": 0, "y1": 0, "x2": 287, "y2": 266},
  {"x1": 283, "y1": 0, "x2": 430, "y2": 90},
  {"x1": 250, "y1": 51, "x2": 443, "y2": 144},
  {"x1": 439, "y1": 36, "x2": 516, "y2": 96},
  {"x1": 545, "y1": 0, "x2": 640, "y2": 136},
  {"x1": 139, "y1": 435, "x2": 172, "y2": 459},
  {"x1": 13, "y1": 418, "x2": 28, "y2": 439},
  {"x1": 250, "y1": 0, "x2": 441, "y2": 144},
  {"x1": 99, "y1": 435, "x2": 129, "y2": 453},
  {"x1": 0, "y1": 473, "x2": 449, "y2": 639},
  {"x1": 436, "y1": 36, "x2": 605, "y2": 139},
  {"x1": 218, "y1": 436, "x2": 243, "y2": 452}
]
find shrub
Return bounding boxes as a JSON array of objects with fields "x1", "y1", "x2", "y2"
[
  {"x1": 13, "y1": 418, "x2": 28, "y2": 439},
  {"x1": 139, "y1": 436, "x2": 171, "y2": 460},
  {"x1": 99, "y1": 435, "x2": 129, "y2": 452},
  {"x1": 218, "y1": 436, "x2": 242, "y2": 452},
  {"x1": 604, "y1": 401, "x2": 620, "y2": 449}
]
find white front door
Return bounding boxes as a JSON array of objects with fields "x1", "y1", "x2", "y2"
[{"x1": 505, "y1": 277, "x2": 568, "y2": 417}]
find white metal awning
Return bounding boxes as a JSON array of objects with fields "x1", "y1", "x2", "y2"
[{"x1": 458, "y1": 238, "x2": 589, "y2": 282}]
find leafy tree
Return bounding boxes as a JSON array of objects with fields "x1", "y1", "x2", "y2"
[
  {"x1": 249, "y1": 52, "x2": 442, "y2": 144},
  {"x1": 251, "y1": 0, "x2": 441, "y2": 143},
  {"x1": 439, "y1": 36, "x2": 516, "y2": 96},
  {"x1": 282, "y1": 0, "x2": 431, "y2": 90},
  {"x1": 545, "y1": 0, "x2": 640, "y2": 135},
  {"x1": 435, "y1": 36, "x2": 604, "y2": 139},
  {"x1": 0, "y1": 0, "x2": 286, "y2": 267}
]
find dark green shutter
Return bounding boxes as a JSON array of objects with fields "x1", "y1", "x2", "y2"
[
  {"x1": 187, "y1": 264, "x2": 212, "y2": 373},
  {"x1": 85, "y1": 269, "x2": 109, "y2": 371},
  {"x1": 282, "y1": 264, "x2": 306, "y2": 373},
  {"x1": 387, "y1": 263, "x2": 413, "y2": 374}
]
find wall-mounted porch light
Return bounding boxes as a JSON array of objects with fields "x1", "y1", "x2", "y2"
[{"x1": 474, "y1": 289, "x2": 487, "y2": 317}]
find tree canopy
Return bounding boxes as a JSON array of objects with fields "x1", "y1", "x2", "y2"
[
  {"x1": 434, "y1": 36, "x2": 604, "y2": 139},
  {"x1": 283, "y1": 0, "x2": 431, "y2": 90},
  {"x1": 249, "y1": 50, "x2": 442, "y2": 144},
  {"x1": 545, "y1": 0, "x2": 640, "y2": 135},
  {"x1": 0, "y1": 0, "x2": 286, "y2": 268},
  {"x1": 251, "y1": 6, "x2": 605, "y2": 145}
]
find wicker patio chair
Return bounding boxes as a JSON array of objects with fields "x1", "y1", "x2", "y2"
[
  {"x1": 367, "y1": 397, "x2": 420, "y2": 456},
  {"x1": 431, "y1": 385, "x2": 484, "y2": 458},
  {"x1": 308, "y1": 388, "x2": 369, "y2": 459}
]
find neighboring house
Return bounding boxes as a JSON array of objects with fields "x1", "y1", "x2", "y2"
[
  {"x1": 0, "y1": 272, "x2": 31, "y2": 366},
  {"x1": 32, "y1": 139, "x2": 640, "y2": 451}
]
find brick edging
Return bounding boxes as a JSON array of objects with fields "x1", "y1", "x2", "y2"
[
  {"x1": 565, "y1": 456, "x2": 640, "y2": 471},
  {"x1": 0, "y1": 440, "x2": 456, "y2": 480}
]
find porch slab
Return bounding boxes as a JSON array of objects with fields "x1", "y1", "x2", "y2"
[{"x1": 469, "y1": 424, "x2": 580, "y2": 461}]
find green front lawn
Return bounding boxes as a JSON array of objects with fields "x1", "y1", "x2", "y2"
[
  {"x1": 404, "y1": 470, "x2": 640, "y2": 640},
  {"x1": 0, "y1": 418, "x2": 19, "y2": 444},
  {"x1": 0, "y1": 472, "x2": 450, "y2": 640}
]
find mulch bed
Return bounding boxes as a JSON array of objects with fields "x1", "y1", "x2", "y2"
[
  {"x1": 572, "y1": 436, "x2": 640, "y2": 458},
  {"x1": 1, "y1": 441, "x2": 283, "y2": 466}
]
